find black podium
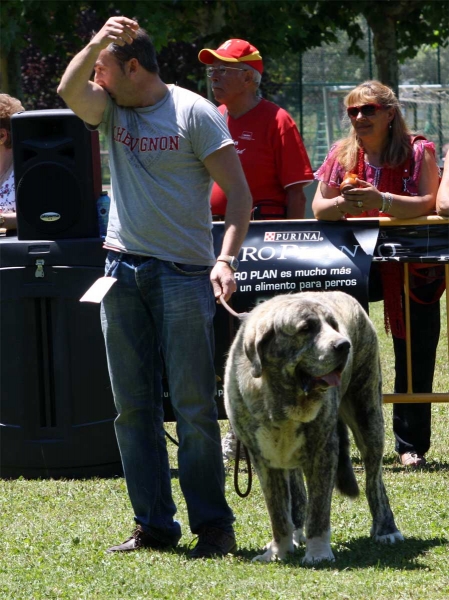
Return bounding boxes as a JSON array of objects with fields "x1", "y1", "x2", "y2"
[{"x1": 0, "y1": 237, "x2": 123, "y2": 478}]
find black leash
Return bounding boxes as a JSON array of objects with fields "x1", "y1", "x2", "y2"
[
  {"x1": 234, "y1": 439, "x2": 253, "y2": 498},
  {"x1": 165, "y1": 429, "x2": 253, "y2": 498},
  {"x1": 219, "y1": 296, "x2": 253, "y2": 497},
  {"x1": 164, "y1": 430, "x2": 179, "y2": 446}
]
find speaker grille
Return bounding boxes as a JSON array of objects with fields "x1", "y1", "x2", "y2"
[
  {"x1": 12, "y1": 109, "x2": 101, "y2": 240},
  {"x1": 17, "y1": 162, "x2": 82, "y2": 234}
]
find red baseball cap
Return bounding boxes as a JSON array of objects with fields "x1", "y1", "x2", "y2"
[{"x1": 198, "y1": 39, "x2": 263, "y2": 74}]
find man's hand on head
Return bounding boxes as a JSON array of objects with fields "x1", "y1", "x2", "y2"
[{"x1": 91, "y1": 16, "x2": 139, "y2": 50}]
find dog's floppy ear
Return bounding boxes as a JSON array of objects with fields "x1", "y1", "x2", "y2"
[{"x1": 243, "y1": 321, "x2": 274, "y2": 378}]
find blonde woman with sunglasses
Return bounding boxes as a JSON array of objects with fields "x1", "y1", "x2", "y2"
[
  {"x1": 312, "y1": 80, "x2": 444, "y2": 469},
  {"x1": 312, "y1": 81, "x2": 439, "y2": 220}
]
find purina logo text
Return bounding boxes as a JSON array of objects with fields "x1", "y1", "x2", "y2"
[{"x1": 264, "y1": 231, "x2": 322, "y2": 242}]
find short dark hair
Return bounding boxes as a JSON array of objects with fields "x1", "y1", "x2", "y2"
[{"x1": 108, "y1": 28, "x2": 159, "y2": 74}]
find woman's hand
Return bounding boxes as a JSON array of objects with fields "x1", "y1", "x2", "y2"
[
  {"x1": 312, "y1": 179, "x2": 380, "y2": 220},
  {"x1": 342, "y1": 179, "x2": 382, "y2": 214}
]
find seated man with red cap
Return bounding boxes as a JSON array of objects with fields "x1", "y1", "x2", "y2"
[
  {"x1": 199, "y1": 39, "x2": 313, "y2": 221},
  {"x1": 199, "y1": 40, "x2": 313, "y2": 460}
]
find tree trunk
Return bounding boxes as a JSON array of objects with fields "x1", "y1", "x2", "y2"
[
  {"x1": 2, "y1": 49, "x2": 23, "y2": 100},
  {"x1": 365, "y1": 14, "x2": 399, "y2": 96}
]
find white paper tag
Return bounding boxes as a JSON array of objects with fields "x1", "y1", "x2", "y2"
[{"x1": 80, "y1": 277, "x2": 117, "y2": 303}]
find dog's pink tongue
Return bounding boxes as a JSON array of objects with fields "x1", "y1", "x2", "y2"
[{"x1": 321, "y1": 371, "x2": 341, "y2": 387}]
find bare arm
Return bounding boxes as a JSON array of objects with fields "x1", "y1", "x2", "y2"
[
  {"x1": 203, "y1": 145, "x2": 252, "y2": 300},
  {"x1": 57, "y1": 16, "x2": 138, "y2": 125},
  {"x1": 436, "y1": 150, "x2": 449, "y2": 216},
  {"x1": 311, "y1": 181, "x2": 344, "y2": 221},
  {"x1": 2, "y1": 212, "x2": 17, "y2": 231},
  {"x1": 285, "y1": 183, "x2": 308, "y2": 219},
  {"x1": 312, "y1": 148, "x2": 439, "y2": 220}
]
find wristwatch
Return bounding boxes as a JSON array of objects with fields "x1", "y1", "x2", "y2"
[{"x1": 216, "y1": 254, "x2": 239, "y2": 272}]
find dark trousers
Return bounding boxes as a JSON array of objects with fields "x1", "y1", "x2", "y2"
[
  {"x1": 369, "y1": 264, "x2": 442, "y2": 455},
  {"x1": 392, "y1": 295, "x2": 440, "y2": 455}
]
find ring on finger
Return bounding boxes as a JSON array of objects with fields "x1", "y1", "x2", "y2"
[{"x1": 357, "y1": 201, "x2": 363, "y2": 208}]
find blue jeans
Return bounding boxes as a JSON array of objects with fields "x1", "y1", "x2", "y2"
[{"x1": 101, "y1": 251, "x2": 234, "y2": 544}]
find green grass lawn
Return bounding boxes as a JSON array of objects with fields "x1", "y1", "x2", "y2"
[{"x1": 0, "y1": 301, "x2": 448, "y2": 599}]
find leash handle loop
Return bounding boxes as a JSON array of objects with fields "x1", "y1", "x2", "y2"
[{"x1": 234, "y1": 439, "x2": 252, "y2": 498}]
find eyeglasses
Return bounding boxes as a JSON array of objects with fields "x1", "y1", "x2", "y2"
[
  {"x1": 346, "y1": 103, "x2": 385, "y2": 118},
  {"x1": 206, "y1": 66, "x2": 248, "y2": 77}
]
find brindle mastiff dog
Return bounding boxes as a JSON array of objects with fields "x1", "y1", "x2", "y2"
[{"x1": 224, "y1": 291, "x2": 403, "y2": 563}]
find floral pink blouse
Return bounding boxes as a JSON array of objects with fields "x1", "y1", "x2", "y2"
[
  {"x1": 314, "y1": 139, "x2": 436, "y2": 197},
  {"x1": 0, "y1": 170, "x2": 16, "y2": 212}
]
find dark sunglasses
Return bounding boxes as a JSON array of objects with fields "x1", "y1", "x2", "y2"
[{"x1": 347, "y1": 103, "x2": 384, "y2": 118}]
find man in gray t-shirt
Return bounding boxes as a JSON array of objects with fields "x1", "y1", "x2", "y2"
[
  {"x1": 101, "y1": 86, "x2": 235, "y2": 264},
  {"x1": 58, "y1": 16, "x2": 252, "y2": 559}
]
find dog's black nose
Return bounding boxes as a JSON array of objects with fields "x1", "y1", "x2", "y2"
[{"x1": 334, "y1": 338, "x2": 351, "y2": 354}]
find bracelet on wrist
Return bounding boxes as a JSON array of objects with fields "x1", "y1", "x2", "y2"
[
  {"x1": 334, "y1": 198, "x2": 346, "y2": 217},
  {"x1": 384, "y1": 192, "x2": 393, "y2": 213},
  {"x1": 380, "y1": 192, "x2": 394, "y2": 214}
]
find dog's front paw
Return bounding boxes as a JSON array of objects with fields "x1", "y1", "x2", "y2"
[
  {"x1": 252, "y1": 549, "x2": 278, "y2": 562},
  {"x1": 293, "y1": 528, "x2": 306, "y2": 547},
  {"x1": 302, "y1": 548, "x2": 335, "y2": 565},
  {"x1": 302, "y1": 532, "x2": 335, "y2": 565},
  {"x1": 252, "y1": 539, "x2": 291, "y2": 562},
  {"x1": 374, "y1": 530, "x2": 404, "y2": 544}
]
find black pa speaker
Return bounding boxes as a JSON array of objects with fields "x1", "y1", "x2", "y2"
[
  {"x1": 0, "y1": 238, "x2": 122, "y2": 478},
  {"x1": 12, "y1": 109, "x2": 102, "y2": 240}
]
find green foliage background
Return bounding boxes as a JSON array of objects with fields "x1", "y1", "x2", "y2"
[{"x1": 2, "y1": 0, "x2": 449, "y2": 100}]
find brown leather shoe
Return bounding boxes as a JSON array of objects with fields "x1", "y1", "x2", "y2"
[
  {"x1": 107, "y1": 525, "x2": 176, "y2": 553},
  {"x1": 399, "y1": 452, "x2": 427, "y2": 467},
  {"x1": 189, "y1": 526, "x2": 236, "y2": 559}
]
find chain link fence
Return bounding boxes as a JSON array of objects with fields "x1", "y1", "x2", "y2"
[{"x1": 262, "y1": 25, "x2": 449, "y2": 171}]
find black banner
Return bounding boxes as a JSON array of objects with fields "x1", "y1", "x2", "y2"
[
  {"x1": 213, "y1": 219, "x2": 380, "y2": 311},
  {"x1": 373, "y1": 222, "x2": 449, "y2": 263}
]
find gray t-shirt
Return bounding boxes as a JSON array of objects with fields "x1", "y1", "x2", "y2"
[{"x1": 100, "y1": 85, "x2": 233, "y2": 265}]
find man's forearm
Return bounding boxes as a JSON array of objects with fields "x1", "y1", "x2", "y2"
[
  {"x1": 210, "y1": 189, "x2": 251, "y2": 302},
  {"x1": 221, "y1": 188, "x2": 252, "y2": 256},
  {"x1": 57, "y1": 41, "x2": 108, "y2": 126},
  {"x1": 57, "y1": 42, "x2": 104, "y2": 114}
]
